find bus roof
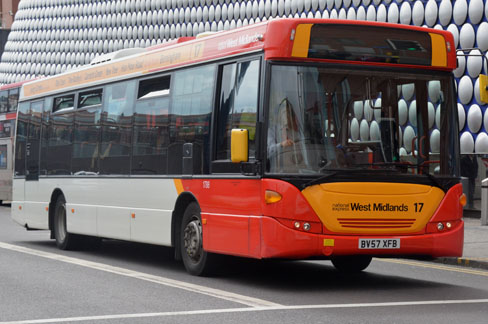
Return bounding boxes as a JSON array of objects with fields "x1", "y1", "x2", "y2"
[{"x1": 20, "y1": 18, "x2": 456, "y2": 101}]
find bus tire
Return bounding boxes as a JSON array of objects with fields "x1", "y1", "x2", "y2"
[
  {"x1": 180, "y1": 202, "x2": 216, "y2": 276},
  {"x1": 53, "y1": 195, "x2": 81, "y2": 250},
  {"x1": 331, "y1": 255, "x2": 372, "y2": 273}
]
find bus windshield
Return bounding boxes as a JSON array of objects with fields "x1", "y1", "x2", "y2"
[{"x1": 266, "y1": 64, "x2": 459, "y2": 178}]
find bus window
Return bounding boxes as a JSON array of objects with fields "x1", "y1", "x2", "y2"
[
  {"x1": 39, "y1": 97, "x2": 52, "y2": 176},
  {"x1": 15, "y1": 102, "x2": 29, "y2": 176},
  {"x1": 169, "y1": 64, "x2": 215, "y2": 175},
  {"x1": 8, "y1": 88, "x2": 19, "y2": 112},
  {"x1": 47, "y1": 111, "x2": 74, "y2": 175},
  {"x1": 0, "y1": 145, "x2": 7, "y2": 169},
  {"x1": 53, "y1": 94, "x2": 75, "y2": 112},
  {"x1": 0, "y1": 91, "x2": 8, "y2": 113},
  {"x1": 26, "y1": 101, "x2": 43, "y2": 180},
  {"x1": 133, "y1": 75, "x2": 171, "y2": 175},
  {"x1": 100, "y1": 81, "x2": 136, "y2": 175},
  {"x1": 214, "y1": 59, "x2": 260, "y2": 168},
  {"x1": 137, "y1": 75, "x2": 171, "y2": 99},
  {"x1": 78, "y1": 89, "x2": 103, "y2": 108}
]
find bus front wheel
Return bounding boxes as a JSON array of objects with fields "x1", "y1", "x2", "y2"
[
  {"x1": 331, "y1": 255, "x2": 372, "y2": 273},
  {"x1": 180, "y1": 202, "x2": 216, "y2": 276}
]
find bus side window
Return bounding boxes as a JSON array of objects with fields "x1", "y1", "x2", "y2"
[
  {"x1": 14, "y1": 102, "x2": 30, "y2": 176},
  {"x1": 132, "y1": 75, "x2": 171, "y2": 175},
  {"x1": 72, "y1": 89, "x2": 103, "y2": 175},
  {"x1": 8, "y1": 88, "x2": 19, "y2": 112},
  {"x1": 169, "y1": 64, "x2": 215, "y2": 175},
  {"x1": 0, "y1": 91, "x2": 8, "y2": 113},
  {"x1": 26, "y1": 100, "x2": 43, "y2": 180},
  {"x1": 213, "y1": 59, "x2": 260, "y2": 172},
  {"x1": 100, "y1": 81, "x2": 136, "y2": 175}
]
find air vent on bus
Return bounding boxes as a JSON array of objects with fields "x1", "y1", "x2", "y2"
[
  {"x1": 90, "y1": 48, "x2": 146, "y2": 65},
  {"x1": 337, "y1": 218, "x2": 416, "y2": 229}
]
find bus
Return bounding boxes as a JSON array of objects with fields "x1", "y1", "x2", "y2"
[
  {"x1": 12, "y1": 19, "x2": 464, "y2": 275},
  {"x1": 0, "y1": 82, "x2": 20, "y2": 204}
]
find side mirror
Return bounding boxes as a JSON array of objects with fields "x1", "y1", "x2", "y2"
[
  {"x1": 231, "y1": 128, "x2": 248, "y2": 163},
  {"x1": 480, "y1": 74, "x2": 488, "y2": 104}
]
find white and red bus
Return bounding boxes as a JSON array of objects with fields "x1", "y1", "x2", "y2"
[
  {"x1": 12, "y1": 19, "x2": 464, "y2": 275},
  {"x1": 0, "y1": 82, "x2": 21, "y2": 204}
]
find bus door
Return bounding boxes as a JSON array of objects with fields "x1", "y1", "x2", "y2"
[
  {"x1": 207, "y1": 59, "x2": 262, "y2": 255},
  {"x1": 23, "y1": 100, "x2": 46, "y2": 228}
]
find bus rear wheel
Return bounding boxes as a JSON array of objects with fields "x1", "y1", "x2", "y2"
[
  {"x1": 180, "y1": 202, "x2": 216, "y2": 276},
  {"x1": 331, "y1": 255, "x2": 372, "y2": 273},
  {"x1": 53, "y1": 195, "x2": 81, "y2": 250}
]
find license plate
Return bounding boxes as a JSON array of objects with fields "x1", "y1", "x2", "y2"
[{"x1": 359, "y1": 238, "x2": 400, "y2": 249}]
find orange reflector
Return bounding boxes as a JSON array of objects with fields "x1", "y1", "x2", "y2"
[
  {"x1": 265, "y1": 190, "x2": 282, "y2": 204},
  {"x1": 18, "y1": 206, "x2": 22, "y2": 210},
  {"x1": 45, "y1": 207, "x2": 49, "y2": 212},
  {"x1": 459, "y1": 193, "x2": 467, "y2": 207},
  {"x1": 202, "y1": 218, "x2": 207, "y2": 225},
  {"x1": 71, "y1": 209, "x2": 75, "y2": 213},
  {"x1": 131, "y1": 213, "x2": 135, "y2": 219}
]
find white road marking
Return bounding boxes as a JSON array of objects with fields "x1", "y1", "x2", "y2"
[
  {"x1": 377, "y1": 258, "x2": 488, "y2": 277},
  {"x1": 0, "y1": 242, "x2": 280, "y2": 308},
  {"x1": 2, "y1": 299, "x2": 488, "y2": 324}
]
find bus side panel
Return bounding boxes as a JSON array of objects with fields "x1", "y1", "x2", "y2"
[
  {"x1": 61, "y1": 178, "x2": 177, "y2": 246},
  {"x1": 11, "y1": 178, "x2": 25, "y2": 226},
  {"x1": 23, "y1": 180, "x2": 49, "y2": 229},
  {"x1": 182, "y1": 179, "x2": 262, "y2": 258}
]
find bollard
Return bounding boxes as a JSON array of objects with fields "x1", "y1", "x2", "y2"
[{"x1": 481, "y1": 178, "x2": 488, "y2": 226}]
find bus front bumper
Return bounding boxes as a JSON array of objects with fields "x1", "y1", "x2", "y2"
[{"x1": 258, "y1": 216, "x2": 464, "y2": 259}]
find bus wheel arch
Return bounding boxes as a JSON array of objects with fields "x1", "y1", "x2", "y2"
[
  {"x1": 171, "y1": 192, "x2": 198, "y2": 261},
  {"x1": 172, "y1": 193, "x2": 218, "y2": 276}
]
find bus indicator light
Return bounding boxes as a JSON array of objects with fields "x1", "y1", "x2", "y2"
[
  {"x1": 265, "y1": 190, "x2": 282, "y2": 204},
  {"x1": 294, "y1": 221, "x2": 300, "y2": 229},
  {"x1": 459, "y1": 193, "x2": 467, "y2": 207},
  {"x1": 303, "y1": 223, "x2": 311, "y2": 231}
]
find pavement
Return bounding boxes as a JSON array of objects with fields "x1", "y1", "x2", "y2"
[{"x1": 433, "y1": 208, "x2": 488, "y2": 270}]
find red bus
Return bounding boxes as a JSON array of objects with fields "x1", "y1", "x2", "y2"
[{"x1": 12, "y1": 19, "x2": 463, "y2": 275}]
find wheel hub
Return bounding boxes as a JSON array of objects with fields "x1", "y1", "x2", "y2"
[{"x1": 183, "y1": 219, "x2": 202, "y2": 262}]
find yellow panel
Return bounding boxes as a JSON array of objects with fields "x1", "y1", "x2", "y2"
[
  {"x1": 429, "y1": 33, "x2": 447, "y2": 67},
  {"x1": 302, "y1": 182, "x2": 445, "y2": 235},
  {"x1": 173, "y1": 179, "x2": 184, "y2": 195},
  {"x1": 480, "y1": 74, "x2": 488, "y2": 104},
  {"x1": 291, "y1": 24, "x2": 313, "y2": 58},
  {"x1": 231, "y1": 129, "x2": 249, "y2": 163}
]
